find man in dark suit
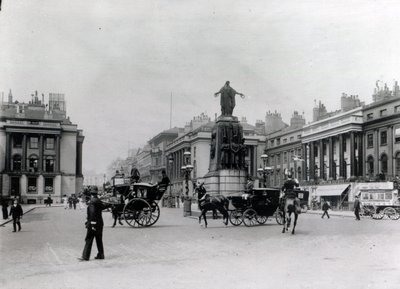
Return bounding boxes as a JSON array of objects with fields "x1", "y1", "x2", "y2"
[
  {"x1": 354, "y1": 195, "x2": 361, "y2": 221},
  {"x1": 9, "y1": 199, "x2": 23, "y2": 232},
  {"x1": 79, "y1": 186, "x2": 107, "y2": 261}
]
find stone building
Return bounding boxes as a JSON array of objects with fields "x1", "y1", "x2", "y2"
[{"x1": 0, "y1": 90, "x2": 84, "y2": 204}]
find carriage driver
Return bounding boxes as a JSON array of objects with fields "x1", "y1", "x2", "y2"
[{"x1": 281, "y1": 173, "x2": 301, "y2": 213}]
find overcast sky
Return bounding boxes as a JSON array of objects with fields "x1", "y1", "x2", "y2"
[{"x1": 1, "y1": 0, "x2": 400, "y2": 174}]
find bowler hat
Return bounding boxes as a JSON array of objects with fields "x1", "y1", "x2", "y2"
[{"x1": 90, "y1": 186, "x2": 99, "y2": 195}]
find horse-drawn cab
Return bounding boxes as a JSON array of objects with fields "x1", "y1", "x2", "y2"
[{"x1": 227, "y1": 187, "x2": 281, "y2": 227}]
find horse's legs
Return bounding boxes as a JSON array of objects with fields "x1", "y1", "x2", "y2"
[
  {"x1": 217, "y1": 207, "x2": 228, "y2": 226},
  {"x1": 287, "y1": 211, "x2": 291, "y2": 230},
  {"x1": 292, "y1": 213, "x2": 298, "y2": 235},
  {"x1": 282, "y1": 210, "x2": 286, "y2": 233},
  {"x1": 200, "y1": 210, "x2": 208, "y2": 228}
]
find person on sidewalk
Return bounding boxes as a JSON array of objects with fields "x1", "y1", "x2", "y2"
[
  {"x1": 79, "y1": 186, "x2": 108, "y2": 261},
  {"x1": 354, "y1": 195, "x2": 361, "y2": 221},
  {"x1": 46, "y1": 195, "x2": 52, "y2": 207},
  {"x1": 9, "y1": 199, "x2": 23, "y2": 232},
  {"x1": 62, "y1": 195, "x2": 68, "y2": 209},
  {"x1": 321, "y1": 201, "x2": 331, "y2": 219}
]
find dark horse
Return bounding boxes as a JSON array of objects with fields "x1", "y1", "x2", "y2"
[
  {"x1": 195, "y1": 185, "x2": 229, "y2": 228},
  {"x1": 281, "y1": 196, "x2": 299, "y2": 234}
]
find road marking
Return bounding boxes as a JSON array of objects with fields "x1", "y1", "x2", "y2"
[{"x1": 47, "y1": 242, "x2": 63, "y2": 265}]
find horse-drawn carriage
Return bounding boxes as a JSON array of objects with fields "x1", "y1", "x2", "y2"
[
  {"x1": 227, "y1": 188, "x2": 281, "y2": 227},
  {"x1": 103, "y1": 172, "x2": 169, "y2": 228}
]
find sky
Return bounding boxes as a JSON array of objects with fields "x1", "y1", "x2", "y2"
[{"x1": 1, "y1": 0, "x2": 400, "y2": 174}]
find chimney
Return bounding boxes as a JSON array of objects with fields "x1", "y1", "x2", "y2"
[{"x1": 8, "y1": 89, "x2": 13, "y2": 104}]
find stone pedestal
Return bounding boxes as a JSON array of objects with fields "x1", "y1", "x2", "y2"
[
  {"x1": 203, "y1": 169, "x2": 247, "y2": 196},
  {"x1": 203, "y1": 115, "x2": 247, "y2": 196}
]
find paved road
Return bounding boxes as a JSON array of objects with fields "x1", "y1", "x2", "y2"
[{"x1": 1, "y1": 206, "x2": 400, "y2": 289}]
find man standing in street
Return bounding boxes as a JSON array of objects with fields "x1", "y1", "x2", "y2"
[
  {"x1": 321, "y1": 201, "x2": 330, "y2": 219},
  {"x1": 9, "y1": 199, "x2": 23, "y2": 232},
  {"x1": 79, "y1": 186, "x2": 107, "y2": 261},
  {"x1": 354, "y1": 195, "x2": 361, "y2": 221}
]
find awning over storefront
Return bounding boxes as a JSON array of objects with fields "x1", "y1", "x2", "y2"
[{"x1": 315, "y1": 184, "x2": 350, "y2": 197}]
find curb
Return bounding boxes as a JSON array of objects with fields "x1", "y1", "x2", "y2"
[{"x1": 0, "y1": 205, "x2": 63, "y2": 227}]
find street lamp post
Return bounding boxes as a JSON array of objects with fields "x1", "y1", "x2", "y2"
[
  {"x1": 257, "y1": 154, "x2": 272, "y2": 188},
  {"x1": 181, "y1": 151, "x2": 193, "y2": 216}
]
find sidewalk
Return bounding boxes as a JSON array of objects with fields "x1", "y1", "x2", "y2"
[
  {"x1": 306, "y1": 209, "x2": 355, "y2": 218},
  {"x1": 0, "y1": 204, "x2": 63, "y2": 227}
]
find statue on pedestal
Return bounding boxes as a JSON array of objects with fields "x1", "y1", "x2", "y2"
[{"x1": 214, "y1": 81, "x2": 245, "y2": 116}]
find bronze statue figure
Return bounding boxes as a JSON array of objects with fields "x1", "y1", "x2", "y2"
[{"x1": 214, "y1": 81, "x2": 245, "y2": 116}]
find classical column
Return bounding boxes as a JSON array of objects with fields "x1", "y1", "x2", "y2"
[
  {"x1": 328, "y1": 137, "x2": 334, "y2": 179},
  {"x1": 55, "y1": 136, "x2": 61, "y2": 172},
  {"x1": 358, "y1": 133, "x2": 363, "y2": 177},
  {"x1": 388, "y1": 126, "x2": 394, "y2": 177},
  {"x1": 319, "y1": 139, "x2": 324, "y2": 180},
  {"x1": 38, "y1": 135, "x2": 44, "y2": 172},
  {"x1": 339, "y1": 134, "x2": 344, "y2": 179},
  {"x1": 350, "y1": 132, "x2": 355, "y2": 178},
  {"x1": 374, "y1": 129, "x2": 379, "y2": 175},
  {"x1": 21, "y1": 135, "x2": 27, "y2": 171},
  {"x1": 310, "y1": 142, "x2": 315, "y2": 181},
  {"x1": 5, "y1": 132, "x2": 11, "y2": 171},
  {"x1": 302, "y1": 143, "x2": 307, "y2": 181}
]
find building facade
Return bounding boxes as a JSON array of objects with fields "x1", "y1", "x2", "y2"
[{"x1": 0, "y1": 90, "x2": 84, "y2": 204}]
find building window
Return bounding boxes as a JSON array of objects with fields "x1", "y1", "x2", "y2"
[
  {"x1": 380, "y1": 131, "x2": 387, "y2": 146},
  {"x1": 380, "y1": 109, "x2": 387, "y2": 117},
  {"x1": 270, "y1": 140, "x2": 274, "y2": 147},
  {"x1": 367, "y1": 113, "x2": 374, "y2": 120},
  {"x1": 290, "y1": 136, "x2": 294, "y2": 142},
  {"x1": 395, "y1": 152, "x2": 400, "y2": 176},
  {"x1": 395, "y1": 128, "x2": 400, "y2": 143},
  {"x1": 381, "y1": 154, "x2": 388, "y2": 174},
  {"x1": 367, "y1": 156, "x2": 374, "y2": 176},
  {"x1": 283, "y1": 138, "x2": 287, "y2": 144},
  {"x1": 343, "y1": 138, "x2": 347, "y2": 152},
  {"x1": 44, "y1": 156, "x2": 55, "y2": 172},
  {"x1": 283, "y1": 152, "x2": 288, "y2": 162},
  {"x1": 270, "y1": 155, "x2": 274, "y2": 165},
  {"x1": 193, "y1": 147, "x2": 196, "y2": 159},
  {"x1": 45, "y1": 137, "x2": 55, "y2": 150},
  {"x1": 297, "y1": 135, "x2": 301, "y2": 140},
  {"x1": 45, "y1": 178, "x2": 54, "y2": 194},
  {"x1": 30, "y1": 137, "x2": 39, "y2": 149},
  {"x1": 276, "y1": 154, "x2": 281, "y2": 164},
  {"x1": 28, "y1": 155, "x2": 39, "y2": 172},
  {"x1": 13, "y1": 134, "x2": 23, "y2": 148},
  {"x1": 28, "y1": 177, "x2": 37, "y2": 194},
  {"x1": 367, "y1": 134, "x2": 373, "y2": 147},
  {"x1": 12, "y1": 155, "x2": 22, "y2": 171},
  {"x1": 276, "y1": 138, "x2": 281, "y2": 145},
  {"x1": 395, "y1": 105, "x2": 400, "y2": 113}
]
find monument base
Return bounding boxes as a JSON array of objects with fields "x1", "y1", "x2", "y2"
[{"x1": 203, "y1": 169, "x2": 247, "y2": 196}]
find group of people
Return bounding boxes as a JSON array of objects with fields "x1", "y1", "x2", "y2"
[{"x1": 62, "y1": 194, "x2": 85, "y2": 210}]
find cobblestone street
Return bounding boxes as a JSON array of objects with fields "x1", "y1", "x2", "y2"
[{"x1": 1, "y1": 206, "x2": 400, "y2": 289}]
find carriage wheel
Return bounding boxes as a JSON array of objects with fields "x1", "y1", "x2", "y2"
[
  {"x1": 123, "y1": 198, "x2": 151, "y2": 228},
  {"x1": 256, "y1": 215, "x2": 268, "y2": 224},
  {"x1": 275, "y1": 209, "x2": 284, "y2": 225},
  {"x1": 383, "y1": 207, "x2": 398, "y2": 220},
  {"x1": 372, "y1": 212, "x2": 384, "y2": 220},
  {"x1": 242, "y1": 209, "x2": 258, "y2": 227},
  {"x1": 145, "y1": 201, "x2": 161, "y2": 227},
  {"x1": 229, "y1": 210, "x2": 243, "y2": 226}
]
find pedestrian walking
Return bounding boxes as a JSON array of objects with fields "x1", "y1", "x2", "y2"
[
  {"x1": 79, "y1": 186, "x2": 108, "y2": 261},
  {"x1": 45, "y1": 195, "x2": 52, "y2": 207},
  {"x1": 354, "y1": 195, "x2": 361, "y2": 221},
  {"x1": 9, "y1": 199, "x2": 23, "y2": 232},
  {"x1": 71, "y1": 194, "x2": 78, "y2": 210},
  {"x1": 68, "y1": 196, "x2": 73, "y2": 209},
  {"x1": 78, "y1": 195, "x2": 85, "y2": 210},
  {"x1": 321, "y1": 201, "x2": 330, "y2": 219},
  {"x1": 62, "y1": 195, "x2": 68, "y2": 209},
  {"x1": 2, "y1": 198, "x2": 9, "y2": 220}
]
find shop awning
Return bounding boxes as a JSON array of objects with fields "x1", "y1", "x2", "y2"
[{"x1": 315, "y1": 184, "x2": 350, "y2": 197}]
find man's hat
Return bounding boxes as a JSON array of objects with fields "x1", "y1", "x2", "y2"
[{"x1": 90, "y1": 186, "x2": 99, "y2": 195}]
